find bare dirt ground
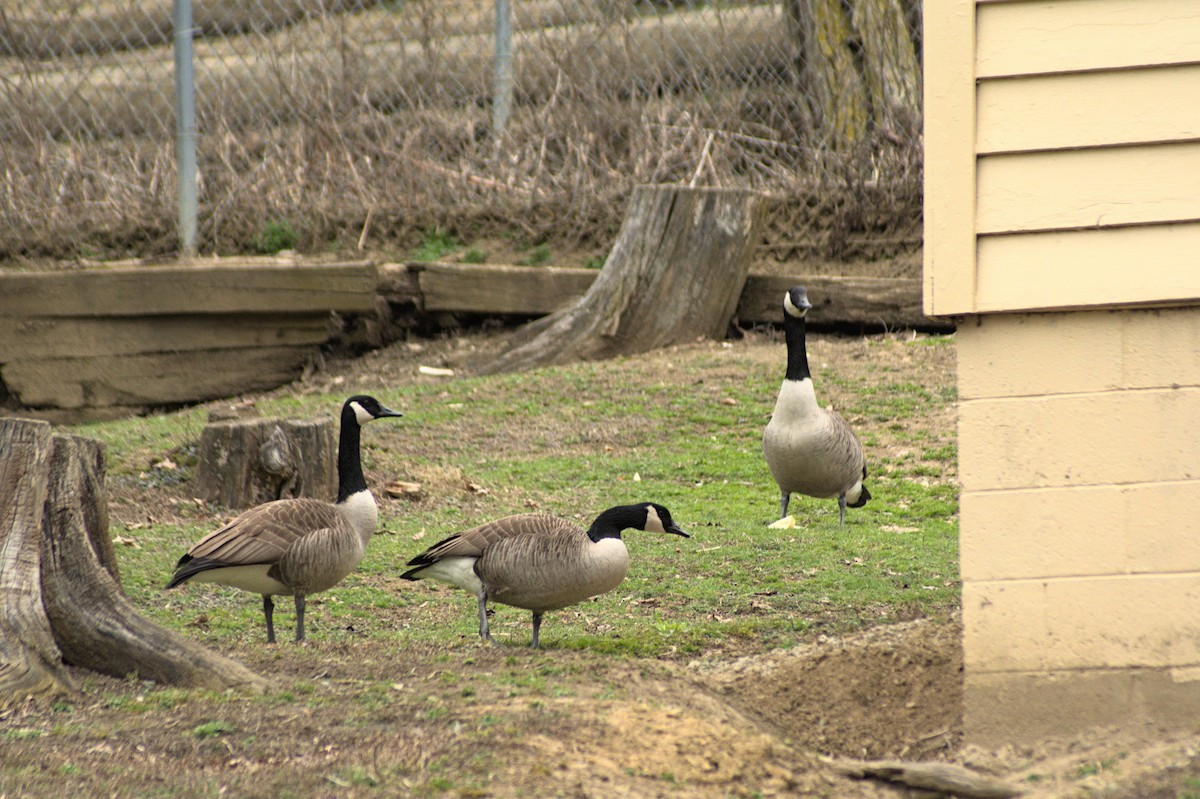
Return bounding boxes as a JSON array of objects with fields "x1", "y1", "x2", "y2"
[{"x1": 5, "y1": 328, "x2": 1200, "y2": 797}]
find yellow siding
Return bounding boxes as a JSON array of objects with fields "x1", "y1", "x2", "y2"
[
  {"x1": 978, "y1": 65, "x2": 1200, "y2": 154},
  {"x1": 976, "y1": 142, "x2": 1200, "y2": 234},
  {"x1": 975, "y1": 224, "x2": 1200, "y2": 313},
  {"x1": 924, "y1": 0, "x2": 1200, "y2": 316},
  {"x1": 977, "y1": 0, "x2": 1200, "y2": 79},
  {"x1": 959, "y1": 388, "x2": 1200, "y2": 492},
  {"x1": 966, "y1": 669, "x2": 1200, "y2": 747},
  {"x1": 933, "y1": 0, "x2": 1200, "y2": 745},
  {"x1": 922, "y1": 0, "x2": 976, "y2": 316}
]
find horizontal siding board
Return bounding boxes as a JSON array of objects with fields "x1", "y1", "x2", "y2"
[
  {"x1": 961, "y1": 481, "x2": 1200, "y2": 581},
  {"x1": 975, "y1": 223, "x2": 1200, "y2": 312},
  {"x1": 977, "y1": 0, "x2": 1200, "y2": 79},
  {"x1": 978, "y1": 64, "x2": 1200, "y2": 154},
  {"x1": 965, "y1": 669, "x2": 1200, "y2": 747},
  {"x1": 976, "y1": 141, "x2": 1200, "y2": 234}
]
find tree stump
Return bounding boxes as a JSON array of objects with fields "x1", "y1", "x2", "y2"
[
  {"x1": 478, "y1": 185, "x2": 765, "y2": 375},
  {"x1": 194, "y1": 417, "x2": 336, "y2": 510},
  {"x1": 0, "y1": 418, "x2": 266, "y2": 705}
]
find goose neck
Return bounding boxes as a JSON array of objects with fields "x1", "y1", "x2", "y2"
[
  {"x1": 783, "y1": 314, "x2": 811, "y2": 382},
  {"x1": 586, "y1": 505, "x2": 638, "y2": 543},
  {"x1": 336, "y1": 413, "x2": 368, "y2": 504}
]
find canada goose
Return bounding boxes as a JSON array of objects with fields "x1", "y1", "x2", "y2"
[
  {"x1": 166, "y1": 395, "x2": 403, "y2": 643},
  {"x1": 762, "y1": 286, "x2": 870, "y2": 525},
  {"x1": 400, "y1": 502, "x2": 688, "y2": 648}
]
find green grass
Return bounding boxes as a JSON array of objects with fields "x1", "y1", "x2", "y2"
[
  {"x1": 410, "y1": 228, "x2": 461, "y2": 261},
  {"x1": 252, "y1": 219, "x2": 299, "y2": 254},
  {"x1": 91, "y1": 334, "x2": 959, "y2": 657}
]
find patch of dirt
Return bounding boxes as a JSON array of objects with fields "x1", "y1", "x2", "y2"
[{"x1": 697, "y1": 616, "x2": 963, "y2": 761}]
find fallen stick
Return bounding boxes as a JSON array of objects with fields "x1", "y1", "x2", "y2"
[{"x1": 829, "y1": 758, "x2": 1024, "y2": 799}]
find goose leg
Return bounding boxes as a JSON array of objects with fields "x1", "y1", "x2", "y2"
[
  {"x1": 294, "y1": 593, "x2": 307, "y2": 643},
  {"x1": 530, "y1": 612, "x2": 543, "y2": 649},
  {"x1": 476, "y1": 591, "x2": 496, "y2": 645},
  {"x1": 838, "y1": 494, "x2": 847, "y2": 527},
  {"x1": 779, "y1": 491, "x2": 791, "y2": 520},
  {"x1": 263, "y1": 595, "x2": 276, "y2": 644}
]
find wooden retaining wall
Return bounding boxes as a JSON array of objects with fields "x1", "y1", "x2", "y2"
[
  {"x1": 378, "y1": 262, "x2": 938, "y2": 330},
  {"x1": 0, "y1": 258, "x2": 941, "y2": 420},
  {"x1": 0, "y1": 259, "x2": 374, "y2": 419}
]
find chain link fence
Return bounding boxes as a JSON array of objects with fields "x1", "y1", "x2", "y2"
[{"x1": 0, "y1": 1, "x2": 922, "y2": 268}]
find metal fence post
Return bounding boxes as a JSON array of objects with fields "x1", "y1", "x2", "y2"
[
  {"x1": 492, "y1": 0, "x2": 513, "y2": 142},
  {"x1": 173, "y1": 0, "x2": 198, "y2": 257}
]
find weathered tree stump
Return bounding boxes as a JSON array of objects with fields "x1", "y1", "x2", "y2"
[
  {"x1": 0, "y1": 420, "x2": 72, "y2": 700},
  {"x1": 0, "y1": 418, "x2": 266, "y2": 705},
  {"x1": 194, "y1": 417, "x2": 336, "y2": 510},
  {"x1": 478, "y1": 185, "x2": 765, "y2": 375}
]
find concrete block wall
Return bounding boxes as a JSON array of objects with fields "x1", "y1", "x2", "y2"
[{"x1": 957, "y1": 306, "x2": 1200, "y2": 744}]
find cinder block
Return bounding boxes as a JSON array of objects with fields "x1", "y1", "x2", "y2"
[
  {"x1": 964, "y1": 574, "x2": 1200, "y2": 672},
  {"x1": 965, "y1": 667, "x2": 1200, "y2": 746},
  {"x1": 961, "y1": 481, "x2": 1200, "y2": 580},
  {"x1": 957, "y1": 308, "x2": 1200, "y2": 400},
  {"x1": 959, "y1": 388, "x2": 1200, "y2": 491}
]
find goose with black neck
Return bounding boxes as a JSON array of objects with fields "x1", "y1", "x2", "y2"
[
  {"x1": 167, "y1": 394, "x2": 403, "y2": 643},
  {"x1": 763, "y1": 286, "x2": 870, "y2": 525},
  {"x1": 401, "y1": 502, "x2": 689, "y2": 648}
]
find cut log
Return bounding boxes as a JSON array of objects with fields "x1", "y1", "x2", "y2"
[
  {"x1": 478, "y1": 185, "x2": 765, "y2": 374},
  {"x1": 194, "y1": 417, "x2": 337, "y2": 510},
  {"x1": 0, "y1": 417, "x2": 266, "y2": 706}
]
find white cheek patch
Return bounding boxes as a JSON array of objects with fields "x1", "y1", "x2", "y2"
[
  {"x1": 783, "y1": 292, "x2": 809, "y2": 318},
  {"x1": 351, "y1": 401, "x2": 373, "y2": 425},
  {"x1": 643, "y1": 506, "x2": 665, "y2": 534}
]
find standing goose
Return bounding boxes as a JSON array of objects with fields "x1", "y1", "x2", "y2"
[
  {"x1": 763, "y1": 286, "x2": 870, "y2": 525},
  {"x1": 166, "y1": 394, "x2": 403, "y2": 643},
  {"x1": 400, "y1": 502, "x2": 688, "y2": 648}
]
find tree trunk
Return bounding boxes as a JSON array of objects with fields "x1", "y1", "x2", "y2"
[
  {"x1": 479, "y1": 185, "x2": 764, "y2": 375},
  {"x1": 0, "y1": 418, "x2": 266, "y2": 705},
  {"x1": 194, "y1": 417, "x2": 336, "y2": 510},
  {"x1": 786, "y1": 0, "x2": 921, "y2": 148}
]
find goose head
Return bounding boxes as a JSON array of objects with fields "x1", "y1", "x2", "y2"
[
  {"x1": 344, "y1": 395, "x2": 404, "y2": 426},
  {"x1": 783, "y1": 286, "x2": 812, "y2": 319},
  {"x1": 640, "y1": 502, "x2": 689, "y2": 538}
]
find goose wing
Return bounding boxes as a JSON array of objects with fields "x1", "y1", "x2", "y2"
[
  {"x1": 827, "y1": 408, "x2": 867, "y2": 472},
  {"x1": 167, "y1": 499, "x2": 341, "y2": 586},
  {"x1": 403, "y1": 513, "x2": 577, "y2": 568}
]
